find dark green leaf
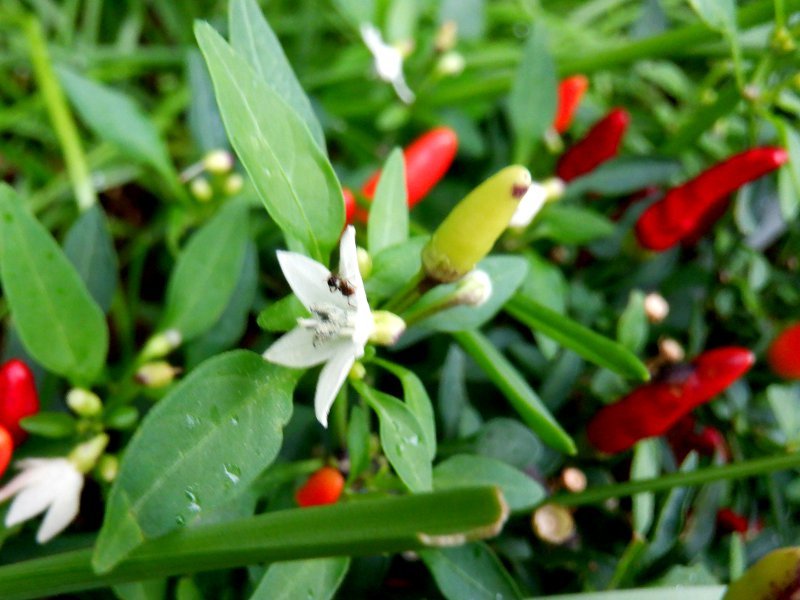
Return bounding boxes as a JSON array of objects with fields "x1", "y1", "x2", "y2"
[
  {"x1": 531, "y1": 204, "x2": 615, "y2": 245},
  {"x1": 617, "y1": 290, "x2": 648, "y2": 354},
  {"x1": 566, "y1": 157, "x2": 682, "y2": 197},
  {"x1": 421, "y1": 543, "x2": 522, "y2": 600},
  {"x1": 257, "y1": 294, "x2": 308, "y2": 333},
  {"x1": 251, "y1": 557, "x2": 350, "y2": 600},
  {"x1": 19, "y1": 412, "x2": 77, "y2": 438}
]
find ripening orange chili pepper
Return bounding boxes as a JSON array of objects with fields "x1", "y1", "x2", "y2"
[
  {"x1": 0, "y1": 359, "x2": 39, "y2": 445},
  {"x1": 553, "y1": 75, "x2": 589, "y2": 134},
  {"x1": 587, "y1": 347, "x2": 754, "y2": 454},
  {"x1": 767, "y1": 323, "x2": 800, "y2": 379},
  {"x1": 361, "y1": 127, "x2": 458, "y2": 212},
  {"x1": 635, "y1": 147, "x2": 788, "y2": 251},
  {"x1": 555, "y1": 108, "x2": 629, "y2": 182},
  {"x1": 295, "y1": 466, "x2": 345, "y2": 507}
]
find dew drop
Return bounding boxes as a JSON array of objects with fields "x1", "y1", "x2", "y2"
[
  {"x1": 407, "y1": 434, "x2": 419, "y2": 447},
  {"x1": 185, "y1": 414, "x2": 200, "y2": 428},
  {"x1": 184, "y1": 488, "x2": 201, "y2": 513},
  {"x1": 175, "y1": 515, "x2": 186, "y2": 526},
  {"x1": 223, "y1": 463, "x2": 241, "y2": 485},
  {"x1": 230, "y1": 416, "x2": 239, "y2": 426}
]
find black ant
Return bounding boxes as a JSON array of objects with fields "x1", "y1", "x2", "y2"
[{"x1": 327, "y1": 273, "x2": 356, "y2": 298}]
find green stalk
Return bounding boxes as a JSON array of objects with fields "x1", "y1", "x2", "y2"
[
  {"x1": 23, "y1": 16, "x2": 97, "y2": 212},
  {"x1": 0, "y1": 487, "x2": 507, "y2": 599},
  {"x1": 549, "y1": 452, "x2": 800, "y2": 508}
]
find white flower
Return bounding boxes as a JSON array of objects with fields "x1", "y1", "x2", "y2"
[
  {"x1": 359, "y1": 23, "x2": 415, "y2": 104},
  {"x1": 509, "y1": 181, "x2": 548, "y2": 228},
  {"x1": 0, "y1": 458, "x2": 83, "y2": 543},
  {"x1": 264, "y1": 226, "x2": 373, "y2": 427}
]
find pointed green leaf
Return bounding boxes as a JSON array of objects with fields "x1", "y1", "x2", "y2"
[
  {"x1": 92, "y1": 351, "x2": 296, "y2": 574},
  {"x1": 421, "y1": 542, "x2": 522, "y2": 600},
  {"x1": 0, "y1": 185, "x2": 108, "y2": 384},
  {"x1": 195, "y1": 22, "x2": 343, "y2": 261},
  {"x1": 251, "y1": 557, "x2": 350, "y2": 600},
  {"x1": 368, "y1": 148, "x2": 408, "y2": 255}
]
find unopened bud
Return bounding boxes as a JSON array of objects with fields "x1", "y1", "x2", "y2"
[
  {"x1": 141, "y1": 329, "x2": 182, "y2": 360},
  {"x1": 561, "y1": 467, "x2": 587, "y2": 493},
  {"x1": 349, "y1": 361, "x2": 366, "y2": 380},
  {"x1": 69, "y1": 433, "x2": 109, "y2": 474},
  {"x1": 135, "y1": 361, "x2": 180, "y2": 388},
  {"x1": 436, "y1": 51, "x2": 465, "y2": 77},
  {"x1": 455, "y1": 270, "x2": 492, "y2": 307},
  {"x1": 66, "y1": 388, "x2": 103, "y2": 417},
  {"x1": 532, "y1": 504, "x2": 575, "y2": 544},
  {"x1": 357, "y1": 247, "x2": 372, "y2": 279},
  {"x1": 543, "y1": 177, "x2": 566, "y2": 202},
  {"x1": 435, "y1": 20, "x2": 458, "y2": 52},
  {"x1": 369, "y1": 311, "x2": 406, "y2": 346},
  {"x1": 644, "y1": 292, "x2": 669, "y2": 323},
  {"x1": 203, "y1": 149, "x2": 234, "y2": 174},
  {"x1": 509, "y1": 181, "x2": 547, "y2": 228},
  {"x1": 223, "y1": 173, "x2": 244, "y2": 196},
  {"x1": 97, "y1": 454, "x2": 119, "y2": 482},
  {"x1": 423, "y1": 166, "x2": 532, "y2": 282},
  {"x1": 659, "y1": 337, "x2": 685, "y2": 363},
  {"x1": 190, "y1": 177, "x2": 213, "y2": 202}
]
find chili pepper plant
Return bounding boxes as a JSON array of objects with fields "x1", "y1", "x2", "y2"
[{"x1": 0, "y1": 0, "x2": 799, "y2": 598}]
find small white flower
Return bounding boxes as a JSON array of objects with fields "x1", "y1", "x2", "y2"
[
  {"x1": 0, "y1": 458, "x2": 83, "y2": 543},
  {"x1": 359, "y1": 23, "x2": 415, "y2": 104},
  {"x1": 509, "y1": 181, "x2": 548, "y2": 228},
  {"x1": 264, "y1": 226, "x2": 373, "y2": 427}
]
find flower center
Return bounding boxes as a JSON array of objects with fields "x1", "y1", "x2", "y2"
[{"x1": 298, "y1": 304, "x2": 357, "y2": 346}]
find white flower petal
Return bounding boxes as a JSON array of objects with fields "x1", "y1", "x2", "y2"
[
  {"x1": 314, "y1": 345, "x2": 357, "y2": 428},
  {"x1": 391, "y1": 77, "x2": 416, "y2": 105},
  {"x1": 264, "y1": 329, "x2": 351, "y2": 368},
  {"x1": 36, "y1": 469, "x2": 83, "y2": 543},
  {"x1": 509, "y1": 182, "x2": 547, "y2": 228},
  {"x1": 277, "y1": 251, "x2": 347, "y2": 311},
  {"x1": 0, "y1": 467, "x2": 46, "y2": 503},
  {"x1": 5, "y1": 480, "x2": 55, "y2": 528}
]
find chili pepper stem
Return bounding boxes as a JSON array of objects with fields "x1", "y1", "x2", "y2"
[
  {"x1": 331, "y1": 384, "x2": 349, "y2": 451},
  {"x1": 380, "y1": 269, "x2": 427, "y2": 314}
]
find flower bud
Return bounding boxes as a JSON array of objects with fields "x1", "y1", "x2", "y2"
[
  {"x1": 357, "y1": 247, "x2": 372, "y2": 279},
  {"x1": 69, "y1": 433, "x2": 109, "y2": 474},
  {"x1": 349, "y1": 361, "x2": 366, "y2": 380},
  {"x1": 223, "y1": 173, "x2": 244, "y2": 196},
  {"x1": 423, "y1": 166, "x2": 532, "y2": 282},
  {"x1": 135, "y1": 361, "x2": 180, "y2": 388},
  {"x1": 644, "y1": 292, "x2": 669, "y2": 323},
  {"x1": 455, "y1": 269, "x2": 492, "y2": 307},
  {"x1": 189, "y1": 177, "x2": 213, "y2": 203},
  {"x1": 202, "y1": 149, "x2": 234, "y2": 174},
  {"x1": 369, "y1": 311, "x2": 406, "y2": 346},
  {"x1": 659, "y1": 337, "x2": 685, "y2": 363},
  {"x1": 66, "y1": 388, "x2": 103, "y2": 418},
  {"x1": 561, "y1": 467, "x2": 587, "y2": 493},
  {"x1": 435, "y1": 20, "x2": 458, "y2": 52},
  {"x1": 436, "y1": 51, "x2": 465, "y2": 77},
  {"x1": 141, "y1": 329, "x2": 182, "y2": 360},
  {"x1": 532, "y1": 504, "x2": 575, "y2": 544},
  {"x1": 543, "y1": 177, "x2": 566, "y2": 202},
  {"x1": 97, "y1": 454, "x2": 119, "y2": 483}
]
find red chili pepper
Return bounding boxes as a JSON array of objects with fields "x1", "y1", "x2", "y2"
[
  {"x1": 767, "y1": 323, "x2": 800, "y2": 379},
  {"x1": 587, "y1": 347, "x2": 753, "y2": 454},
  {"x1": 295, "y1": 466, "x2": 345, "y2": 507},
  {"x1": 360, "y1": 127, "x2": 458, "y2": 213},
  {"x1": 342, "y1": 187, "x2": 357, "y2": 224},
  {"x1": 667, "y1": 415, "x2": 729, "y2": 463},
  {"x1": 555, "y1": 108, "x2": 629, "y2": 182},
  {"x1": 635, "y1": 147, "x2": 788, "y2": 251},
  {"x1": 0, "y1": 359, "x2": 39, "y2": 445},
  {"x1": 553, "y1": 75, "x2": 589, "y2": 134},
  {"x1": 716, "y1": 508, "x2": 749, "y2": 535},
  {"x1": 0, "y1": 425, "x2": 12, "y2": 478}
]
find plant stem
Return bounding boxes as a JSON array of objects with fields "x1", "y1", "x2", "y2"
[
  {"x1": 549, "y1": 452, "x2": 800, "y2": 507},
  {"x1": 23, "y1": 16, "x2": 97, "y2": 212}
]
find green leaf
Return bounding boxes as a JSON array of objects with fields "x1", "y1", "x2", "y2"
[
  {"x1": 63, "y1": 205, "x2": 118, "y2": 313},
  {"x1": 537, "y1": 587, "x2": 725, "y2": 600},
  {"x1": 92, "y1": 351, "x2": 296, "y2": 574},
  {"x1": 19, "y1": 412, "x2": 77, "y2": 438},
  {"x1": 507, "y1": 21, "x2": 557, "y2": 162},
  {"x1": 688, "y1": 0, "x2": 736, "y2": 34},
  {"x1": 617, "y1": 290, "x2": 648, "y2": 354},
  {"x1": 160, "y1": 200, "x2": 250, "y2": 340},
  {"x1": 364, "y1": 236, "x2": 426, "y2": 301},
  {"x1": 421, "y1": 543, "x2": 522, "y2": 600},
  {"x1": 409, "y1": 256, "x2": 528, "y2": 333},
  {"x1": 0, "y1": 185, "x2": 108, "y2": 384},
  {"x1": 257, "y1": 294, "x2": 308, "y2": 332},
  {"x1": 331, "y1": 0, "x2": 375, "y2": 25},
  {"x1": 229, "y1": 0, "x2": 326, "y2": 150},
  {"x1": 195, "y1": 22, "x2": 343, "y2": 262},
  {"x1": 346, "y1": 404, "x2": 371, "y2": 483},
  {"x1": 531, "y1": 204, "x2": 616, "y2": 245},
  {"x1": 452, "y1": 330, "x2": 576, "y2": 455},
  {"x1": 632, "y1": 438, "x2": 661, "y2": 536},
  {"x1": 56, "y1": 66, "x2": 176, "y2": 182},
  {"x1": 0, "y1": 487, "x2": 507, "y2": 599},
  {"x1": 251, "y1": 557, "x2": 350, "y2": 600},
  {"x1": 352, "y1": 381, "x2": 432, "y2": 492},
  {"x1": 368, "y1": 148, "x2": 408, "y2": 255},
  {"x1": 374, "y1": 359, "x2": 436, "y2": 460},
  {"x1": 186, "y1": 50, "x2": 228, "y2": 153},
  {"x1": 507, "y1": 294, "x2": 650, "y2": 381},
  {"x1": 767, "y1": 384, "x2": 800, "y2": 442},
  {"x1": 433, "y1": 454, "x2": 545, "y2": 512},
  {"x1": 519, "y1": 250, "x2": 568, "y2": 358},
  {"x1": 778, "y1": 121, "x2": 800, "y2": 221},
  {"x1": 566, "y1": 157, "x2": 682, "y2": 197}
]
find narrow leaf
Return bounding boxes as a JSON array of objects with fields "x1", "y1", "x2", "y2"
[
  {"x1": 507, "y1": 294, "x2": 650, "y2": 381},
  {"x1": 251, "y1": 557, "x2": 350, "y2": 600},
  {"x1": 92, "y1": 351, "x2": 296, "y2": 573},
  {"x1": 421, "y1": 543, "x2": 522, "y2": 600},
  {"x1": 0, "y1": 185, "x2": 108, "y2": 384},
  {"x1": 368, "y1": 148, "x2": 408, "y2": 255},
  {"x1": 195, "y1": 22, "x2": 343, "y2": 261}
]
